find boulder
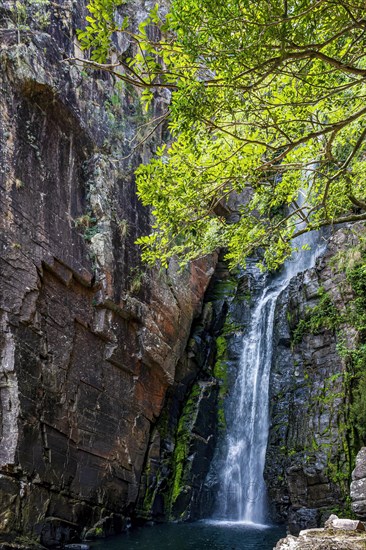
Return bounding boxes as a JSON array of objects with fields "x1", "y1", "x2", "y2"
[
  {"x1": 325, "y1": 517, "x2": 365, "y2": 531},
  {"x1": 352, "y1": 448, "x2": 366, "y2": 481},
  {"x1": 351, "y1": 448, "x2": 366, "y2": 519}
]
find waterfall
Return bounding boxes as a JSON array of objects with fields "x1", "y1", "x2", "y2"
[{"x1": 215, "y1": 230, "x2": 326, "y2": 525}]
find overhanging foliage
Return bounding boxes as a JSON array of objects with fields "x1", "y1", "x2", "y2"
[{"x1": 77, "y1": 0, "x2": 366, "y2": 269}]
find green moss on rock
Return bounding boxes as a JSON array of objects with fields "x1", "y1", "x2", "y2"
[
  {"x1": 213, "y1": 335, "x2": 229, "y2": 431},
  {"x1": 169, "y1": 384, "x2": 201, "y2": 514},
  {"x1": 292, "y1": 287, "x2": 341, "y2": 345}
]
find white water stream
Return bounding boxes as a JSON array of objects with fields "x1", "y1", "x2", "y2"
[{"x1": 216, "y1": 231, "x2": 326, "y2": 525}]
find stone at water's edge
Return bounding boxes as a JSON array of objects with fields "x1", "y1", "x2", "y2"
[
  {"x1": 351, "y1": 447, "x2": 366, "y2": 519},
  {"x1": 276, "y1": 514, "x2": 366, "y2": 549},
  {"x1": 0, "y1": 1, "x2": 215, "y2": 545},
  {"x1": 330, "y1": 519, "x2": 365, "y2": 531},
  {"x1": 274, "y1": 528, "x2": 366, "y2": 550}
]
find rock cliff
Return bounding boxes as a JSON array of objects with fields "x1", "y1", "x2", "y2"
[
  {"x1": 2, "y1": 1, "x2": 366, "y2": 544},
  {"x1": 135, "y1": 260, "x2": 231, "y2": 522},
  {"x1": 0, "y1": 1, "x2": 214, "y2": 545},
  {"x1": 265, "y1": 225, "x2": 366, "y2": 533}
]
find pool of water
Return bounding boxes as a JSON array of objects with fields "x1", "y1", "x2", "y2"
[{"x1": 90, "y1": 521, "x2": 286, "y2": 550}]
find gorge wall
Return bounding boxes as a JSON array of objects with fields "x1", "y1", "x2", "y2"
[
  {"x1": 139, "y1": 225, "x2": 366, "y2": 533},
  {"x1": 0, "y1": 0, "x2": 215, "y2": 545},
  {"x1": 266, "y1": 227, "x2": 358, "y2": 532},
  {"x1": 2, "y1": 0, "x2": 366, "y2": 546}
]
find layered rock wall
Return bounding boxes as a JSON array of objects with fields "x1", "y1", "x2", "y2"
[
  {"x1": 266, "y1": 226, "x2": 364, "y2": 533},
  {"x1": 135, "y1": 260, "x2": 231, "y2": 523},
  {"x1": 0, "y1": 1, "x2": 214, "y2": 544}
]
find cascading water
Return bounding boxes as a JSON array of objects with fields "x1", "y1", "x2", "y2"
[{"x1": 215, "y1": 230, "x2": 326, "y2": 525}]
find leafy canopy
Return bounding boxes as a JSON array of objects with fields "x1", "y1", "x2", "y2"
[{"x1": 78, "y1": 0, "x2": 366, "y2": 269}]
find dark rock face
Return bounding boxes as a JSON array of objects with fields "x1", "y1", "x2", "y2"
[
  {"x1": 0, "y1": 1, "x2": 215, "y2": 544},
  {"x1": 265, "y1": 227, "x2": 361, "y2": 533},
  {"x1": 135, "y1": 261, "x2": 229, "y2": 522}
]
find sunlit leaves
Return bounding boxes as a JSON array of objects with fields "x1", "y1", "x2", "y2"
[
  {"x1": 81, "y1": 0, "x2": 366, "y2": 269},
  {"x1": 77, "y1": 0, "x2": 125, "y2": 62}
]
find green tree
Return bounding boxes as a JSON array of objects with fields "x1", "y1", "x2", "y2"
[{"x1": 77, "y1": 0, "x2": 366, "y2": 269}]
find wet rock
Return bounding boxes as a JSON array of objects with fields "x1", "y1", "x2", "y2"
[
  {"x1": 83, "y1": 515, "x2": 124, "y2": 540},
  {"x1": 39, "y1": 518, "x2": 80, "y2": 548},
  {"x1": 287, "y1": 508, "x2": 320, "y2": 536},
  {"x1": 265, "y1": 225, "x2": 363, "y2": 530}
]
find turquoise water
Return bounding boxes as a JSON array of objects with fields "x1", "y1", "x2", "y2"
[{"x1": 90, "y1": 521, "x2": 285, "y2": 550}]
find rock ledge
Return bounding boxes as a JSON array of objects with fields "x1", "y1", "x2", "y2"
[{"x1": 275, "y1": 528, "x2": 366, "y2": 549}]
